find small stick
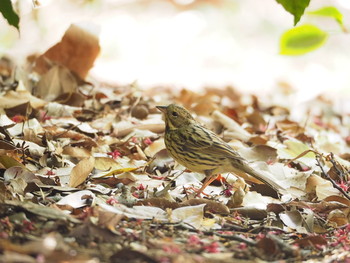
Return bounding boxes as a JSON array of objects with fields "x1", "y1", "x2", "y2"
[
  {"x1": 214, "y1": 232, "x2": 256, "y2": 246},
  {"x1": 316, "y1": 155, "x2": 350, "y2": 200},
  {"x1": 327, "y1": 152, "x2": 349, "y2": 180}
]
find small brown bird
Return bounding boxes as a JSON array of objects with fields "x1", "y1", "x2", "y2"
[{"x1": 157, "y1": 104, "x2": 283, "y2": 195}]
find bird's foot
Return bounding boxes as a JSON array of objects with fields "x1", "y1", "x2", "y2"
[{"x1": 184, "y1": 186, "x2": 210, "y2": 197}]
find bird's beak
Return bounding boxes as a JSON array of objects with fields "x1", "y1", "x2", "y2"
[{"x1": 156, "y1": 106, "x2": 167, "y2": 113}]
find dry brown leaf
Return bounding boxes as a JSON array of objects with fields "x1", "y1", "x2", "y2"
[
  {"x1": 323, "y1": 195, "x2": 350, "y2": 207},
  {"x1": 232, "y1": 207, "x2": 268, "y2": 220},
  {"x1": 0, "y1": 141, "x2": 16, "y2": 150},
  {"x1": 56, "y1": 190, "x2": 95, "y2": 210},
  {"x1": 69, "y1": 156, "x2": 95, "y2": 187},
  {"x1": 0, "y1": 87, "x2": 46, "y2": 109},
  {"x1": 293, "y1": 235, "x2": 327, "y2": 248},
  {"x1": 182, "y1": 199, "x2": 230, "y2": 214},
  {"x1": 170, "y1": 204, "x2": 210, "y2": 229},
  {"x1": 94, "y1": 157, "x2": 120, "y2": 171},
  {"x1": 276, "y1": 119, "x2": 305, "y2": 135},
  {"x1": 176, "y1": 89, "x2": 217, "y2": 115},
  {"x1": 23, "y1": 128, "x2": 43, "y2": 146},
  {"x1": 63, "y1": 146, "x2": 91, "y2": 159},
  {"x1": 91, "y1": 177, "x2": 134, "y2": 187},
  {"x1": 98, "y1": 167, "x2": 140, "y2": 178},
  {"x1": 116, "y1": 123, "x2": 165, "y2": 137},
  {"x1": 238, "y1": 145, "x2": 277, "y2": 163},
  {"x1": 144, "y1": 138, "x2": 166, "y2": 157},
  {"x1": 327, "y1": 209, "x2": 349, "y2": 227},
  {"x1": 0, "y1": 155, "x2": 26, "y2": 169},
  {"x1": 36, "y1": 65, "x2": 78, "y2": 101},
  {"x1": 267, "y1": 203, "x2": 286, "y2": 214},
  {"x1": 227, "y1": 187, "x2": 245, "y2": 208},
  {"x1": 211, "y1": 110, "x2": 251, "y2": 142},
  {"x1": 44, "y1": 126, "x2": 98, "y2": 148},
  {"x1": 306, "y1": 175, "x2": 340, "y2": 200},
  {"x1": 136, "y1": 198, "x2": 181, "y2": 210},
  {"x1": 96, "y1": 208, "x2": 124, "y2": 232},
  {"x1": 246, "y1": 110, "x2": 267, "y2": 133},
  {"x1": 34, "y1": 24, "x2": 100, "y2": 79},
  {"x1": 55, "y1": 92, "x2": 86, "y2": 107},
  {"x1": 279, "y1": 209, "x2": 314, "y2": 232},
  {"x1": 256, "y1": 237, "x2": 278, "y2": 256},
  {"x1": 4, "y1": 166, "x2": 37, "y2": 183},
  {"x1": 4, "y1": 102, "x2": 35, "y2": 119},
  {"x1": 248, "y1": 135, "x2": 268, "y2": 145},
  {"x1": 70, "y1": 219, "x2": 118, "y2": 243}
]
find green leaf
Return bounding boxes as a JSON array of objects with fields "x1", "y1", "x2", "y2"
[
  {"x1": 280, "y1": 24, "x2": 328, "y2": 55},
  {"x1": 0, "y1": 0, "x2": 20, "y2": 30},
  {"x1": 276, "y1": 0, "x2": 311, "y2": 25},
  {"x1": 308, "y1": 6, "x2": 345, "y2": 31}
]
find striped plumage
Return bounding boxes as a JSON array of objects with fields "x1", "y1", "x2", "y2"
[{"x1": 157, "y1": 104, "x2": 283, "y2": 194}]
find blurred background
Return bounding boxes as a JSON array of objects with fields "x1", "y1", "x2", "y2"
[{"x1": 1, "y1": 0, "x2": 350, "y2": 101}]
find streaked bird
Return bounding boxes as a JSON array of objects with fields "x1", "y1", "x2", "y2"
[{"x1": 157, "y1": 104, "x2": 283, "y2": 195}]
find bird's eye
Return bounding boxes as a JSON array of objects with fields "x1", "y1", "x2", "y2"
[{"x1": 172, "y1": 111, "x2": 178, "y2": 117}]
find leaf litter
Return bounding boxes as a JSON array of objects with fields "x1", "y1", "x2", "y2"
[{"x1": 0, "y1": 25, "x2": 350, "y2": 263}]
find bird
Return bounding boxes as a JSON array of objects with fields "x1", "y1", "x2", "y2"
[{"x1": 156, "y1": 104, "x2": 284, "y2": 196}]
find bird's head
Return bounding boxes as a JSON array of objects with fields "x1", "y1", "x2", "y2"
[{"x1": 156, "y1": 104, "x2": 195, "y2": 130}]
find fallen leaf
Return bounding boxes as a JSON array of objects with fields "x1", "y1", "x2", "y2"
[
  {"x1": 94, "y1": 157, "x2": 121, "y2": 171},
  {"x1": 277, "y1": 139, "x2": 316, "y2": 166},
  {"x1": 34, "y1": 24, "x2": 100, "y2": 79},
  {"x1": 170, "y1": 204, "x2": 209, "y2": 229},
  {"x1": 4, "y1": 166, "x2": 37, "y2": 183},
  {"x1": 62, "y1": 146, "x2": 91, "y2": 159},
  {"x1": 36, "y1": 65, "x2": 78, "y2": 101},
  {"x1": 99, "y1": 203, "x2": 168, "y2": 221},
  {"x1": 136, "y1": 198, "x2": 181, "y2": 210},
  {"x1": 238, "y1": 145, "x2": 277, "y2": 163},
  {"x1": 256, "y1": 237, "x2": 277, "y2": 256},
  {"x1": 0, "y1": 114, "x2": 16, "y2": 127},
  {"x1": 0, "y1": 82, "x2": 46, "y2": 109},
  {"x1": 211, "y1": 110, "x2": 251, "y2": 142},
  {"x1": 56, "y1": 190, "x2": 95, "y2": 209},
  {"x1": 182, "y1": 199, "x2": 230, "y2": 214},
  {"x1": 144, "y1": 138, "x2": 165, "y2": 157},
  {"x1": 276, "y1": 119, "x2": 305, "y2": 135},
  {"x1": 327, "y1": 209, "x2": 349, "y2": 227},
  {"x1": 3, "y1": 200, "x2": 80, "y2": 223},
  {"x1": 96, "y1": 208, "x2": 124, "y2": 232},
  {"x1": 306, "y1": 175, "x2": 341, "y2": 200},
  {"x1": 69, "y1": 156, "x2": 95, "y2": 187},
  {"x1": 0, "y1": 155, "x2": 25, "y2": 169},
  {"x1": 232, "y1": 207, "x2": 268, "y2": 220},
  {"x1": 293, "y1": 235, "x2": 327, "y2": 248}
]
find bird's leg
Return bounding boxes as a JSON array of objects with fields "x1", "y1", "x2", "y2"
[
  {"x1": 185, "y1": 186, "x2": 211, "y2": 197},
  {"x1": 195, "y1": 172, "x2": 218, "y2": 197}
]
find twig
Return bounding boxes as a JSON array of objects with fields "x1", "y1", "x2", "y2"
[
  {"x1": 214, "y1": 232, "x2": 256, "y2": 246},
  {"x1": 327, "y1": 152, "x2": 349, "y2": 180},
  {"x1": 267, "y1": 234, "x2": 297, "y2": 258},
  {"x1": 222, "y1": 222, "x2": 247, "y2": 232},
  {"x1": 248, "y1": 225, "x2": 289, "y2": 234},
  {"x1": 316, "y1": 155, "x2": 350, "y2": 200},
  {"x1": 286, "y1": 149, "x2": 319, "y2": 167},
  {"x1": 171, "y1": 222, "x2": 257, "y2": 246}
]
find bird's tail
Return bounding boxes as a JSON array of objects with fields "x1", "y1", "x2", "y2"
[{"x1": 238, "y1": 162, "x2": 285, "y2": 192}]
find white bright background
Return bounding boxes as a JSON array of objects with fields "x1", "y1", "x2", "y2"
[{"x1": 1, "y1": 0, "x2": 350, "y2": 104}]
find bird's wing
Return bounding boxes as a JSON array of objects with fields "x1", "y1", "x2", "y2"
[{"x1": 177, "y1": 124, "x2": 246, "y2": 161}]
